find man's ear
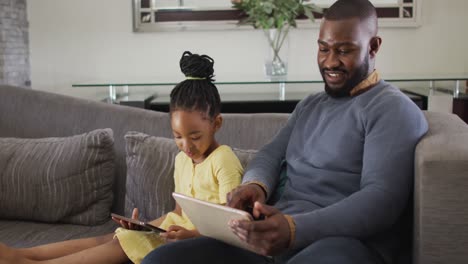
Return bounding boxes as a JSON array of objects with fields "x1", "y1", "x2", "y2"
[
  {"x1": 369, "y1": 36, "x2": 382, "y2": 58},
  {"x1": 214, "y1": 114, "x2": 223, "y2": 132}
]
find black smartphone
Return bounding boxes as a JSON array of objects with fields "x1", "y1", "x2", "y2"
[{"x1": 111, "y1": 213, "x2": 166, "y2": 233}]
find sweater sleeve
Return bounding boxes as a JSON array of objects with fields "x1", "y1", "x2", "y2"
[
  {"x1": 291, "y1": 96, "x2": 428, "y2": 249},
  {"x1": 242, "y1": 100, "x2": 303, "y2": 200}
]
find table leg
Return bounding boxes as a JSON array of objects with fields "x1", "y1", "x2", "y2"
[
  {"x1": 108, "y1": 85, "x2": 116, "y2": 103},
  {"x1": 279, "y1": 82, "x2": 285, "y2": 101}
]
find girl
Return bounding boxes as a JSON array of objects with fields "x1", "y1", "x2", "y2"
[{"x1": 0, "y1": 51, "x2": 244, "y2": 264}]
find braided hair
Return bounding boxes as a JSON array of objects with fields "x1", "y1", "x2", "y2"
[{"x1": 170, "y1": 51, "x2": 221, "y2": 120}]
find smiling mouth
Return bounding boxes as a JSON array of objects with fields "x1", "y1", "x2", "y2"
[{"x1": 324, "y1": 70, "x2": 346, "y2": 85}]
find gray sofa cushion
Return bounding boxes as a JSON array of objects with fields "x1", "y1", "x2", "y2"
[
  {"x1": 124, "y1": 132, "x2": 257, "y2": 222},
  {"x1": 0, "y1": 129, "x2": 115, "y2": 225},
  {"x1": 124, "y1": 132, "x2": 179, "y2": 222}
]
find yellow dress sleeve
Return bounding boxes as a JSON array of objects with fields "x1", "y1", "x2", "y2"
[
  {"x1": 173, "y1": 152, "x2": 183, "y2": 194},
  {"x1": 212, "y1": 147, "x2": 244, "y2": 204}
]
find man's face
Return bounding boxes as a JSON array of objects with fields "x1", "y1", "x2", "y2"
[{"x1": 317, "y1": 18, "x2": 372, "y2": 97}]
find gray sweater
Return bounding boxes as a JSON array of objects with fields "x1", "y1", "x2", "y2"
[{"x1": 243, "y1": 80, "x2": 428, "y2": 261}]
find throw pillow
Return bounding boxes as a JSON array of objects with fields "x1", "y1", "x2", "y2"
[
  {"x1": 124, "y1": 132, "x2": 179, "y2": 222},
  {"x1": 124, "y1": 132, "x2": 258, "y2": 221},
  {"x1": 0, "y1": 129, "x2": 115, "y2": 225},
  {"x1": 232, "y1": 148, "x2": 258, "y2": 170}
]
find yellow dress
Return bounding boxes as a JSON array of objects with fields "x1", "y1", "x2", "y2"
[{"x1": 115, "y1": 145, "x2": 243, "y2": 264}]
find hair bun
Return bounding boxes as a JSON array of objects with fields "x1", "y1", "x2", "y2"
[{"x1": 179, "y1": 51, "x2": 215, "y2": 81}]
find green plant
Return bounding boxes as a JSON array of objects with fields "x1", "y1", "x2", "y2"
[
  {"x1": 232, "y1": 0, "x2": 321, "y2": 30},
  {"x1": 232, "y1": 0, "x2": 322, "y2": 75}
]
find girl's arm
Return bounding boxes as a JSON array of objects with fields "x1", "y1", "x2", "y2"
[
  {"x1": 163, "y1": 225, "x2": 200, "y2": 242},
  {"x1": 148, "y1": 202, "x2": 183, "y2": 227},
  {"x1": 154, "y1": 202, "x2": 201, "y2": 241}
]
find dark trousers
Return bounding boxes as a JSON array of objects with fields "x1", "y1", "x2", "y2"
[{"x1": 141, "y1": 236, "x2": 385, "y2": 264}]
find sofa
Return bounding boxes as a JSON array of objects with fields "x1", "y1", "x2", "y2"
[{"x1": 0, "y1": 85, "x2": 467, "y2": 264}]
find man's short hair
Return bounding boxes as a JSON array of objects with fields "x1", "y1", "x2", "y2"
[{"x1": 324, "y1": 0, "x2": 377, "y2": 22}]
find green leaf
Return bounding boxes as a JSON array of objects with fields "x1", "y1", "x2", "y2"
[
  {"x1": 304, "y1": 7, "x2": 314, "y2": 22},
  {"x1": 266, "y1": 2, "x2": 276, "y2": 13},
  {"x1": 267, "y1": 17, "x2": 274, "y2": 26},
  {"x1": 276, "y1": 17, "x2": 284, "y2": 28}
]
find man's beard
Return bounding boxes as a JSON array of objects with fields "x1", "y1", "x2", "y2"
[{"x1": 322, "y1": 56, "x2": 370, "y2": 98}]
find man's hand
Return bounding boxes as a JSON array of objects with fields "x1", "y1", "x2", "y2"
[
  {"x1": 227, "y1": 184, "x2": 266, "y2": 219},
  {"x1": 161, "y1": 225, "x2": 200, "y2": 243},
  {"x1": 229, "y1": 202, "x2": 291, "y2": 256}
]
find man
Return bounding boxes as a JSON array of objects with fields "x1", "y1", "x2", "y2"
[{"x1": 142, "y1": 0, "x2": 428, "y2": 263}]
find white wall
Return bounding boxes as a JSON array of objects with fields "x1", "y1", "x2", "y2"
[{"x1": 27, "y1": 0, "x2": 468, "y2": 103}]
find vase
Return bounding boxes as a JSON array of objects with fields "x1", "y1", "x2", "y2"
[{"x1": 264, "y1": 27, "x2": 290, "y2": 79}]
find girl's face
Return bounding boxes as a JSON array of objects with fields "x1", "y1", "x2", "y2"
[{"x1": 171, "y1": 110, "x2": 222, "y2": 164}]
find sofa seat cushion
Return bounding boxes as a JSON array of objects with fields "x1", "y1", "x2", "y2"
[
  {"x1": 0, "y1": 128, "x2": 115, "y2": 225},
  {"x1": 0, "y1": 220, "x2": 118, "y2": 247},
  {"x1": 124, "y1": 132, "x2": 258, "y2": 222}
]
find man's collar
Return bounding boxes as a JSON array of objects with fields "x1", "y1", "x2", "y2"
[{"x1": 349, "y1": 70, "x2": 380, "y2": 96}]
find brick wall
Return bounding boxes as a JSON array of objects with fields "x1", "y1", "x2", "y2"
[{"x1": 0, "y1": 0, "x2": 30, "y2": 87}]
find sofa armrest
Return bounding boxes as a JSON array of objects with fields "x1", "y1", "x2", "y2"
[{"x1": 414, "y1": 131, "x2": 468, "y2": 264}]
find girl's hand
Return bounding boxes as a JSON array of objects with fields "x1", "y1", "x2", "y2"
[
  {"x1": 112, "y1": 208, "x2": 140, "y2": 230},
  {"x1": 160, "y1": 225, "x2": 200, "y2": 242}
]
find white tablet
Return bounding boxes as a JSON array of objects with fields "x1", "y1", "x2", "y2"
[{"x1": 172, "y1": 192, "x2": 253, "y2": 251}]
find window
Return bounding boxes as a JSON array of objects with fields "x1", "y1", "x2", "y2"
[{"x1": 132, "y1": 0, "x2": 421, "y2": 32}]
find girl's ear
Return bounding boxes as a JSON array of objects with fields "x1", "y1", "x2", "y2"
[{"x1": 214, "y1": 114, "x2": 223, "y2": 132}]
